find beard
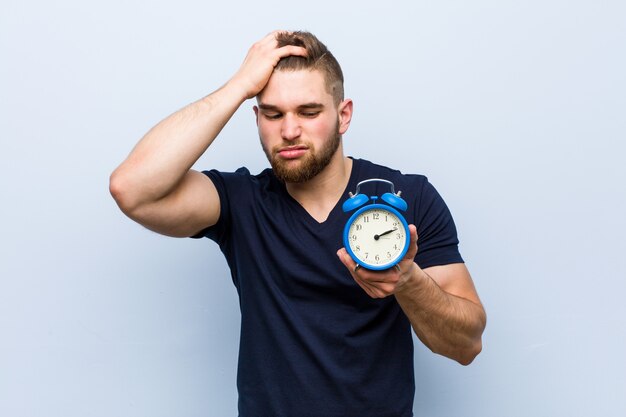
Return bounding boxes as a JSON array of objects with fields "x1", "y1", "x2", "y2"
[{"x1": 262, "y1": 123, "x2": 341, "y2": 183}]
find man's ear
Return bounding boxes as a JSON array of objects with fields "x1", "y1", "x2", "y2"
[
  {"x1": 253, "y1": 105, "x2": 259, "y2": 126},
  {"x1": 337, "y1": 99, "x2": 353, "y2": 135}
]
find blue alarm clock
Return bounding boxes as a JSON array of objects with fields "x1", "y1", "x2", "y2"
[{"x1": 342, "y1": 179, "x2": 410, "y2": 270}]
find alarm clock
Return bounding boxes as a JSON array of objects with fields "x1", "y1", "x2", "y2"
[{"x1": 342, "y1": 179, "x2": 410, "y2": 271}]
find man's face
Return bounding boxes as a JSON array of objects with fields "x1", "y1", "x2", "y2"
[{"x1": 254, "y1": 69, "x2": 346, "y2": 183}]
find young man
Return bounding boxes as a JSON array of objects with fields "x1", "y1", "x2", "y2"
[{"x1": 110, "y1": 30, "x2": 486, "y2": 417}]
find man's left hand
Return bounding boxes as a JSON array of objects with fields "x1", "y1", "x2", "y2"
[{"x1": 337, "y1": 224, "x2": 420, "y2": 298}]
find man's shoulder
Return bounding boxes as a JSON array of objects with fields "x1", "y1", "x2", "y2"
[
  {"x1": 201, "y1": 166, "x2": 288, "y2": 211},
  {"x1": 203, "y1": 166, "x2": 276, "y2": 186},
  {"x1": 352, "y1": 157, "x2": 428, "y2": 184}
]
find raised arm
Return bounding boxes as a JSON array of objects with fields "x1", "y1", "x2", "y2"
[{"x1": 109, "y1": 32, "x2": 307, "y2": 237}]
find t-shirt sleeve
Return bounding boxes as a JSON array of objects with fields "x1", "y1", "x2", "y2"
[
  {"x1": 413, "y1": 178, "x2": 464, "y2": 268},
  {"x1": 190, "y1": 168, "x2": 248, "y2": 245}
]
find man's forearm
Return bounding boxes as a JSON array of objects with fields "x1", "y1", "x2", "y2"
[{"x1": 394, "y1": 266, "x2": 486, "y2": 365}]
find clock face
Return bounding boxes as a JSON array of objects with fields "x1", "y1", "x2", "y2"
[{"x1": 344, "y1": 205, "x2": 410, "y2": 270}]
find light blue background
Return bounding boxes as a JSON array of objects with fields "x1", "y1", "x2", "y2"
[{"x1": 1, "y1": 1, "x2": 625, "y2": 416}]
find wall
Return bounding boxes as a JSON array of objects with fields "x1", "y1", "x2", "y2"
[{"x1": 1, "y1": 1, "x2": 625, "y2": 416}]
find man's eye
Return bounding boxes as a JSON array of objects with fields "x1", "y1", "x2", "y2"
[
  {"x1": 264, "y1": 113, "x2": 282, "y2": 120},
  {"x1": 301, "y1": 112, "x2": 320, "y2": 118}
]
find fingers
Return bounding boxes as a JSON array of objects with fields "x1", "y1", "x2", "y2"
[
  {"x1": 404, "y1": 224, "x2": 418, "y2": 260},
  {"x1": 231, "y1": 31, "x2": 308, "y2": 99},
  {"x1": 336, "y1": 224, "x2": 420, "y2": 299},
  {"x1": 278, "y1": 44, "x2": 308, "y2": 59},
  {"x1": 336, "y1": 248, "x2": 403, "y2": 299},
  {"x1": 260, "y1": 30, "x2": 307, "y2": 61},
  {"x1": 336, "y1": 247, "x2": 357, "y2": 272},
  {"x1": 267, "y1": 31, "x2": 308, "y2": 60},
  {"x1": 355, "y1": 268, "x2": 402, "y2": 298}
]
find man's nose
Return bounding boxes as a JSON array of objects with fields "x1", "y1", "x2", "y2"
[{"x1": 281, "y1": 114, "x2": 301, "y2": 140}]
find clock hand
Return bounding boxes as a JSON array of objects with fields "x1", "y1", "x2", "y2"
[{"x1": 374, "y1": 227, "x2": 397, "y2": 240}]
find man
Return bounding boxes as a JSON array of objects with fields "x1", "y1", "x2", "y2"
[{"x1": 110, "y1": 30, "x2": 486, "y2": 417}]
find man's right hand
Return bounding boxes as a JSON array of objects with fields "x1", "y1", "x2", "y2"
[{"x1": 229, "y1": 31, "x2": 308, "y2": 99}]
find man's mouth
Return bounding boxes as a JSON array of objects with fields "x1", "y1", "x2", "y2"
[{"x1": 277, "y1": 145, "x2": 308, "y2": 159}]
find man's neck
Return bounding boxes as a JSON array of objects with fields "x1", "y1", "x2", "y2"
[{"x1": 285, "y1": 152, "x2": 353, "y2": 223}]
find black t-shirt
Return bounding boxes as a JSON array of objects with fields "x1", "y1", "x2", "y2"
[{"x1": 196, "y1": 158, "x2": 463, "y2": 417}]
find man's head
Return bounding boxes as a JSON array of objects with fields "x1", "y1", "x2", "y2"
[
  {"x1": 273, "y1": 31, "x2": 344, "y2": 106},
  {"x1": 254, "y1": 31, "x2": 352, "y2": 184}
]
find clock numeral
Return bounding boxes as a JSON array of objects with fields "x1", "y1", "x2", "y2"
[
  {"x1": 351, "y1": 234, "x2": 358, "y2": 241},
  {"x1": 396, "y1": 233, "x2": 402, "y2": 239},
  {"x1": 375, "y1": 254, "x2": 380, "y2": 262},
  {"x1": 373, "y1": 213, "x2": 380, "y2": 220},
  {"x1": 356, "y1": 224, "x2": 362, "y2": 231},
  {"x1": 355, "y1": 245, "x2": 361, "y2": 252},
  {"x1": 387, "y1": 252, "x2": 392, "y2": 258},
  {"x1": 363, "y1": 216, "x2": 370, "y2": 223},
  {"x1": 365, "y1": 252, "x2": 369, "y2": 259}
]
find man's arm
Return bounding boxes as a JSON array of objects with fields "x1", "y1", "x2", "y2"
[
  {"x1": 337, "y1": 225, "x2": 486, "y2": 365},
  {"x1": 109, "y1": 31, "x2": 307, "y2": 236}
]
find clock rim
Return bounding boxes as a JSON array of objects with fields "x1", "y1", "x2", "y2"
[{"x1": 342, "y1": 203, "x2": 411, "y2": 271}]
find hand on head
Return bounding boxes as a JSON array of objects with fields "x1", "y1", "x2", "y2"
[{"x1": 231, "y1": 31, "x2": 308, "y2": 99}]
